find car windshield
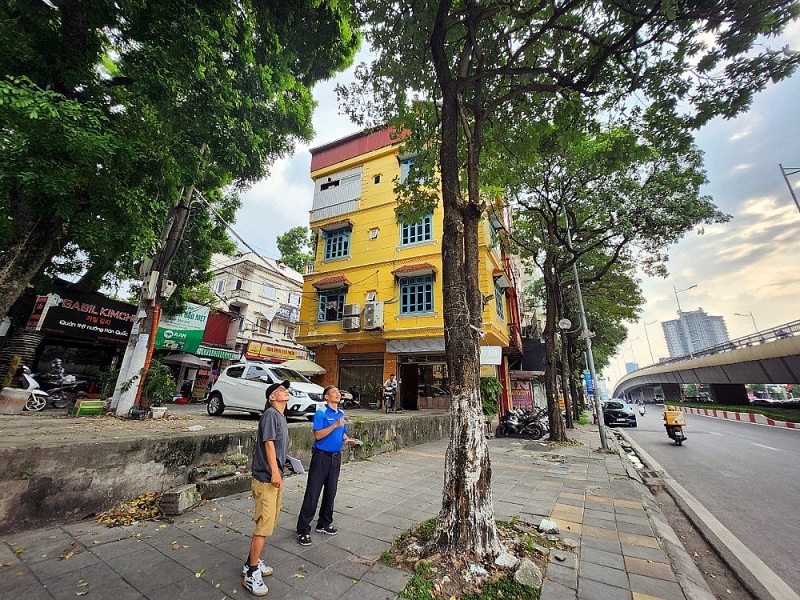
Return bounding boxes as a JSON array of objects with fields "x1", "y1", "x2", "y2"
[
  {"x1": 606, "y1": 401, "x2": 625, "y2": 410},
  {"x1": 269, "y1": 367, "x2": 311, "y2": 383}
]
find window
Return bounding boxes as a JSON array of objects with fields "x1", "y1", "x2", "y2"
[
  {"x1": 400, "y1": 157, "x2": 414, "y2": 183},
  {"x1": 288, "y1": 292, "x2": 301, "y2": 307},
  {"x1": 401, "y1": 214, "x2": 432, "y2": 245},
  {"x1": 318, "y1": 288, "x2": 347, "y2": 322},
  {"x1": 245, "y1": 364, "x2": 270, "y2": 381},
  {"x1": 494, "y1": 282, "x2": 504, "y2": 319},
  {"x1": 235, "y1": 279, "x2": 243, "y2": 290},
  {"x1": 323, "y1": 228, "x2": 351, "y2": 260},
  {"x1": 261, "y1": 284, "x2": 277, "y2": 299},
  {"x1": 400, "y1": 276, "x2": 433, "y2": 314},
  {"x1": 258, "y1": 319, "x2": 271, "y2": 334},
  {"x1": 373, "y1": 174, "x2": 381, "y2": 184},
  {"x1": 213, "y1": 279, "x2": 225, "y2": 294}
]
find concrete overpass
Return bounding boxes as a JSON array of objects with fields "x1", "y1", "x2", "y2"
[{"x1": 613, "y1": 320, "x2": 800, "y2": 404}]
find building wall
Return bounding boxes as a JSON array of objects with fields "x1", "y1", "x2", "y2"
[{"x1": 297, "y1": 127, "x2": 518, "y2": 405}]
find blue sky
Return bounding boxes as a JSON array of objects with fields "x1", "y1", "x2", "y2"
[{"x1": 233, "y1": 26, "x2": 800, "y2": 387}]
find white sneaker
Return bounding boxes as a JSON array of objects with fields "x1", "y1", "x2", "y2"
[
  {"x1": 243, "y1": 567, "x2": 268, "y2": 596},
  {"x1": 242, "y1": 559, "x2": 274, "y2": 579}
]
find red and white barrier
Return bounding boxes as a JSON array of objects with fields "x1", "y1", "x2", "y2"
[{"x1": 677, "y1": 406, "x2": 798, "y2": 429}]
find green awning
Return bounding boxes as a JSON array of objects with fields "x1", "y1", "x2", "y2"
[{"x1": 196, "y1": 345, "x2": 240, "y2": 360}]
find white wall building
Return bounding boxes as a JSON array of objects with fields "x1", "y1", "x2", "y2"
[{"x1": 209, "y1": 252, "x2": 308, "y2": 362}]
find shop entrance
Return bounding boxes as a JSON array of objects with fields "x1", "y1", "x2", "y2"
[{"x1": 399, "y1": 358, "x2": 450, "y2": 410}]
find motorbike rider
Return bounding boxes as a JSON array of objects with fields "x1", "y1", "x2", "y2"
[{"x1": 383, "y1": 373, "x2": 398, "y2": 412}]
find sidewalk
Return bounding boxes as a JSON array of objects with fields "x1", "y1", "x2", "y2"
[{"x1": 0, "y1": 424, "x2": 712, "y2": 600}]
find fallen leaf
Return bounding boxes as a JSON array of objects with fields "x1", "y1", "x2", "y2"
[
  {"x1": 13, "y1": 548, "x2": 24, "y2": 555},
  {"x1": 214, "y1": 583, "x2": 221, "y2": 589},
  {"x1": 293, "y1": 574, "x2": 306, "y2": 579},
  {"x1": 2, "y1": 562, "x2": 13, "y2": 567},
  {"x1": 172, "y1": 543, "x2": 181, "y2": 550},
  {"x1": 195, "y1": 568, "x2": 206, "y2": 578},
  {"x1": 76, "y1": 591, "x2": 88, "y2": 596},
  {"x1": 77, "y1": 581, "x2": 89, "y2": 587}
]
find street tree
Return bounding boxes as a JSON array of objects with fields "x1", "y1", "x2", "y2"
[
  {"x1": 0, "y1": 0, "x2": 360, "y2": 321},
  {"x1": 345, "y1": 0, "x2": 798, "y2": 577},
  {"x1": 277, "y1": 226, "x2": 315, "y2": 273}
]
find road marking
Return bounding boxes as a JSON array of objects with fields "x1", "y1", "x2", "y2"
[
  {"x1": 707, "y1": 432, "x2": 724, "y2": 436},
  {"x1": 752, "y1": 443, "x2": 779, "y2": 451}
]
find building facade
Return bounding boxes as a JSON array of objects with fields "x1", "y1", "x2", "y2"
[
  {"x1": 662, "y1": 309, "x2": 730, "y2": 358},
  {"x1": 295, "y1": 127, "x2": 522, "y2": 411},
  {"x1": 209, "y1": 252, "x2": 308, "y2": 363}
]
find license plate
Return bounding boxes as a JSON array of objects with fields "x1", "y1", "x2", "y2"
[{"x1": 616, "y1": 418, "x2": 628, "y2": 422}]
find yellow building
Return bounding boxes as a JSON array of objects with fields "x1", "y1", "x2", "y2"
[{"x1": 296, "y1": 127, "x2": 522, "y2": 410}]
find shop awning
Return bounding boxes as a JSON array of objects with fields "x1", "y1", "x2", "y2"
[
  {"x1": 392, "y1": 262, "x2": 437, "y2": 278},
  {"x1": 312, "y1": 274, "x2": 352, "y2": 290}
]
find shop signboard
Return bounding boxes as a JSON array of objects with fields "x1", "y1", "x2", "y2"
[
  {"x1": 245, "y1": 341, "x2": 307, "y2": 362},
  {"x1": 26, "y1": 288, "x2": 137, "y2": 345},
  {"x1": 510, "y1": 379, "x2": 533, "y2": 408},
  {"x1": 155, "y1": 303, "x2": 209, "y2": 353}
]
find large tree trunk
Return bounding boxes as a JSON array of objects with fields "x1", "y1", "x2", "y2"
[
  {"x1": 560, "y1": 338, "x2": 574, "y2": 429},
  {"x1": 543, "y1": 242, "x2": 568, "y2": 441},
  {"x1": 426, "y1": 1, "x2": 500, "y2": 562},
  {"x1": 0, "y1": 199, "x2": 61, "y2": 321}
]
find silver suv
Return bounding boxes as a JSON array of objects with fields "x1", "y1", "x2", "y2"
[{"x1": 207, "y1": 363, "x2": 325, "y2": 419}]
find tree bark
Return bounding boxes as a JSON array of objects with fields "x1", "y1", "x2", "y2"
[
  {"x1": 543, "y1": 239, "x2": 568, "y2": 442},
  {"x1": 426, "y1": 0, "x2": 500, "y2": 562},
  {"x1": 560, "y1": 338, "x2": 574, "y2": 429}
]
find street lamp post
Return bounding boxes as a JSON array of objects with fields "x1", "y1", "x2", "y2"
[
  {"x1": 674, "y1": 284, "x2": 697, "y2": 358},
  {"x1": 734, "y1": 311, "x2": 759, "y2": 335},
  {"x1": 643, "y1": 320, "x2": 657, "y2": 364},
  {"x1": 779, "y1": 164, "x2": 800, "y2": 214},
  {"x1": 627, "y1": 336, "x2": 640, "y2": 365},
  {"x1": 564, "y1": 211, "x2": 609, "y2": 450}
]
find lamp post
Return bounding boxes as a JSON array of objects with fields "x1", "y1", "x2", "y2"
[
  {"x1": 643, "y1": 320, "x2": 657, "y2": 364},
  {"x1": 779, "y1": 164, "x2": 800, "y2": 214},
  {"x1": 674, "y1": 284, "x2": 697, "y2": 358},
  {"x1": 564, "y1": 211, "x2": 609, "y2": 450},
  {"x1": 627, "y1": 336, "x2": 640, "y2": 365},
  {"x1": 734, "y1": 311, "x2": 759, "y2": 334}
]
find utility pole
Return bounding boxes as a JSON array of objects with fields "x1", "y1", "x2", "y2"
[
  {"x1": 564, "y1": 211, "x2": 609, "y2": 450},
  {"x1": 112, "y1": 148, "x2": 204, "y2": 416},
  {"x1": 779, "y1": 164, "x2": 800, "y2": 214}
]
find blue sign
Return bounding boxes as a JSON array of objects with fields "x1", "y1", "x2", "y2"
[{"x1": 583, "y1": 371, "x2": 594, "y2": 393}]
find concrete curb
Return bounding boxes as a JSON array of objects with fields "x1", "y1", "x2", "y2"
[
  {"x1": 618, "y1": 430, "x2": 800, "y2": 600},
  {"x1": 676, "y1": 406, "x2": 799, "y2": 430},
  {"x1": 609, "y1": 431, "x2": 716, "y2": 600}
]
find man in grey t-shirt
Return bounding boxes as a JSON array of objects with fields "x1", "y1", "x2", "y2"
[{"x1": 243, "y1": 380, "x2": 290, "y2": 597}]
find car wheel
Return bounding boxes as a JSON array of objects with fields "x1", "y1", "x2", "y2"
[
  {"x1": 25, "y1": 394, "x2": 47, "y2": 412},
  {"x1": 631, "y1": 422, "x2": 637, "y2": 427},
  {"x1": 207, "y1": 393, "x2": 225, "y2": 416}
]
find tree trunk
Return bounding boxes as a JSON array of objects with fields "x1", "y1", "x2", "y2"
[
  {"x1": 543, "y1": 244, "x2": 568, "y2": 442},
  {"x1": 426, "y1": 1, "x2": 500, "y2": 562},
  {"x1": 560, "y1": 339, "x2": 574, "y2": 429},
  {"x1": 0, "y1": 200, "x2": 62, "y2": 321},
  {"x1": 567, "y1": 343, "x2": 582, "y2": 422}
]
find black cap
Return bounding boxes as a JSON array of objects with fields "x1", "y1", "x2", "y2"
[{"x1": 265, "y1": 380, "x2": 291, "y2": 401}]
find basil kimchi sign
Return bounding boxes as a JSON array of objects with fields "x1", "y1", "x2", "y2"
[{"x1": 26, "y1": 284, "x2": 137, "y2": 345}]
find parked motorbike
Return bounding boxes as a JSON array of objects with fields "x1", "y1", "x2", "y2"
[
  {"x1": 495, "y1": 407, "x2": 548, "y2": 440},
  {"x1": 384, "y1": 389, "x2": 400, "y2": 413},
  {"x1": 15, "y1": 367, "x2": 89, "y2": 412},
  {"x1": 662, "y1": 405, "x2": 687, "y2": 445},
  {"x1": 340, "y1": 386, "x2": 361, "y2": 410}
]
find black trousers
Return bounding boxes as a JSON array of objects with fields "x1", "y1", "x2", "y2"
[{"x1": 296, "y1": 449, "x2": 341, "y2": 534}]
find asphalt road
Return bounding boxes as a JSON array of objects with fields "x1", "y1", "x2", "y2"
[{"x1": 624, "y1": 408, "x2": 800, "y2": 594}]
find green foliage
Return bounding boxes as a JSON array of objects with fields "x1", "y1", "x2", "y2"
[
  {"x1": 0, "y1": 1, "x2": 360, "y2": 317},
  {"x1": 399, "y1": 563, "x2": 437, "y2": 600},
  {"x1": 461, "y1": 579, "x2": 538, "y2": 600},
  {"x1": 479, "y1": 377, "x2": 502, "y2": 417},
  {"x1": 277, "y1": 226, "x2": 314, "y2": 272},
  {"x1": 96, "y1": 367, "x2": 121, "y2": 401},
  {"x1": 121, "y1": 359, "x2": 176, "y2": 407}
]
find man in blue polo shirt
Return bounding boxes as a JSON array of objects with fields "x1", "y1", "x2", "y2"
[{"x1": 296, "y1": 385, "x2": 356, "y2": 545}]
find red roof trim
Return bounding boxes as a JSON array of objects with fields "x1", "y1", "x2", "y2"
[
  {"x1": 392, "y1": 262, "x2": 437, "y2": 275},
  {"x1": 312, "y1": 274, "x2": 351, "y2": 289}
]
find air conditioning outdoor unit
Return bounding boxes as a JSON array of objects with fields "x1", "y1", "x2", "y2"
[
  {"x1": 343, "y1": 303, "x2": 361, "y2": 317},
  {"x1": 364, "y1": 301, "x2": 384, "y2": 329},
  {"x1": 342, "y1": 316, "x2": 360, "y2": 330}
]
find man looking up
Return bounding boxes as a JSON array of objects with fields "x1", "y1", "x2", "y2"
[
  {"x1": 296, "y1": 385, "x2": 356, "y2": 545},
  {"x1": 243, "y1": 380, "x2": 290, "y2": 596}
]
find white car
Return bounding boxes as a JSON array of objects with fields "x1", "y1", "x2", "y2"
[{"x1": 207, "y1": 363, "x2": 325, "y2": 419}]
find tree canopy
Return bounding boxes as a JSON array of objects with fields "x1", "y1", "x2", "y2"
[
  {"x1": 0, "y1": 0, "x2": 360, "y2": 320},
  {"x1": 277, "y1": 226, "x2": 315, "y2": 273}
]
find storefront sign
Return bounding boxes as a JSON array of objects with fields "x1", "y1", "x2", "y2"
[
  {"x1": 275, "y1": 304, "x2": 300, "y2": 324},
  {"x1": 26, "y1": 289, "x2": 136, "y2": 345},
  {"x1": 510, "y1": 379, "x2": 533, "y2": 408},
  {"x1": 155, "y1": 303, "x2": 209, "y2": 353},
  {"x1": 245, "y1": 341, "x2": 307, "y2": 362}
]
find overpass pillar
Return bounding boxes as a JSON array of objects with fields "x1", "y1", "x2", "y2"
[
  {"x1": 661, "y1": 383, "x2": 681, "y2": 404},
  {"x1": 710, "y1": 383, "x2": 749, "y2": 406}
]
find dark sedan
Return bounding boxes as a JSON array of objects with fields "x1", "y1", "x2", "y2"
[{"x1": 602, "y1": 400, "x2": 637, "y2": 427}]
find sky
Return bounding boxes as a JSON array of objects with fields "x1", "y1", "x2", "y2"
[{"x1": 233, "y1": 27, "x2": 800, "y2": 389}]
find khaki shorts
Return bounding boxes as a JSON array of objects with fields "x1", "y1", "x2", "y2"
[{"x1": 252, "y1": 478, "x2": 283, "y2": 536}]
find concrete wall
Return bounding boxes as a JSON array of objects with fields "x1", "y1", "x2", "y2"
[{"x1": 0, "y1": 413, "x2": 450, "y2": 535}]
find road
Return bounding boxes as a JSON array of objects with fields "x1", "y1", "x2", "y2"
[{"x1": 625, "y1": 408, "x2": 800, "y2": 594}]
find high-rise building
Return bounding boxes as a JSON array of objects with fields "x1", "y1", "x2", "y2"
[{"x1": 662, "y1": 309, "x2": 729, "y2": 358}]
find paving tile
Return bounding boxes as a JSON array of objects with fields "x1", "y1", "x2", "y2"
[
  {"x1": 541, "y1": 578, "x2": 579, "y2": 600},
  {"x1": 629, "y1": 573, "x2": 685, "y2": 600},
  {"x1": 624, "y1": 556, "x2": 676, "y2": 582},
  {"x1": 580, "y1": 546, "x2": 625, "y2": 570},
  {"x1": 360, "y1": 562, "x2": 412, "y2": 592},
  {"x1": 546, "y1": 561, "x2": 578, "y2": 589},
  {"x1": 620, "y1": 543, "x2": 670, "y2": 563},
  {"x1": 581, "y1": 524, "x2": 619, "y2": 540},
  {"x1": 619, "y1": 531, "x2": 661, "y2": 549},
  {"x1": 578, "y1": 577, "x2": 632, "y2": 600},
  {"x1": 616, "y1": 520, "x2": 655, "y2": 536},
  {"x1": 581, "y1": 535, "x2": 622, "y2": 553},
  {"x1": 580, "y1": 560, "x2": 630, "y2": 589}
]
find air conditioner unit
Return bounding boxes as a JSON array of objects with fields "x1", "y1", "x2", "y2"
[
  {"x1": 364, "y1": 301, "x2": 384, "y2": 329},
  {"x1": 343, "y1": 303, "x2": 361, "y2": 317},
  {"x1": 342, "y1": 316, "x2": 360, "y2": 330}
]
